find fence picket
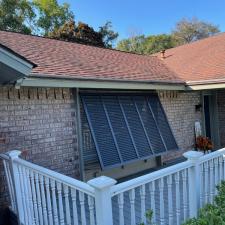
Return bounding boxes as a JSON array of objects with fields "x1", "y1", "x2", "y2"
[
  {"x1": 167, "y1": 175, "x2": 173, "y2": 225},
  {"x1": 3, "y1": 161, "x2": 16, "y2": 212},
  {"x1": 182, "y1": 169, "x2": 188, "y2": 221},
  {"x1": 79, "y1": 191, "x2": 86, "y2": 225},
  {"x1": 175, "y1": 172, "x2": 180, "y2": 225},
  {"x1": 118, "y1": 193, "x2": 124, "y2": 225},
  {"x1": 200, "y1": 164, "x2": 204, "y2": 207},
  {"x1": 30, "y1": 170, "x2": 39, "y2": 225},
  {"x1": 129, "y1": 189, "x2": 136, "y2": 225},
  {"x1": 25, "y1": 169, "x2": 35, "y2": 225},
  {"x1": 204, "y1": 162, "x2": 209, "y2": 204},
  {"x1": 39, "y1": 175, "x2": 48, "y2": 225},
  {"x1": 64, "y1": 185, "x2": 72, "y2": 225},
  {"x1": 209, "y1": 160, "x2": 214, "y2": 203},
  {"x1": 57, "y1": 182, "x2": 65, "y2": 225},
  {"x1": 140, "y1": 185, "x2": 146, "y2": 224},
  {"x1": 3, "y1": 149, "x2": 225, "y2": 225},
  {"x1": 22, "y1": 166, "x2": 32, "y2": 224},
  {"x1": 18, "y1": 165, "x2": 28, "y2": 225},
  {"x1": 35, "y1": 173, "x2": 44, "y2": 225},
  {"x1": 71, "y1": 189, "x2": 79, "y2": 225},
  {"x1": 88, "y1": 196, "x2": 95, "y2": 225},
  {"x1": 50, "y1": 179, "x2": 59, "y2": 225},
  {"x1": 44, "y1": 177, "x2": 53, "y2": 225},
  {"x1": 158, "y1": 178, "x2": 164, "y2": 225},
  {"x1": 149, "y1": 181, "x2": 156, "y2": 224},
  {"x1": 219, "y1": 156, "x2": 223, "y2": 182}
]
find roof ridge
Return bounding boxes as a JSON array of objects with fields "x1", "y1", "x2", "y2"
[
  {"x1": 154, "y1": 32, "x2": 225, "y2": 54},
  {"x1": 0, "y1": 29, "x2": 154, "y2": 58},
  {"x1": 0, "y1": 29, "x2": 184, "y2": 84}
]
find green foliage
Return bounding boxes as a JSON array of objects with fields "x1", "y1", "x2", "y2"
[
  {"x1": 183, "y1": 181, "x2": 225, "y2": 225},
  {"x1": 117, "y1": 34, "x2": 176, "y2": 54},
  {"x1": 172, "y1": 17, "x2": 220, "y2": 44},
  {"x1": 99, "y1": 21, "x2": 118, "y2": 48},
  {"x1": 33, "y1": 0, "x2": 74, "y2": 35},
  {"x1": 0, "y1": 0, "x2": 35, "y2": 34},
  {"x1": 49, "y1": 20, "x2": 104, "y2": 47},
  {"x1": 117, "y1": 35, "x2": 146, "y2": 54},
  {"x1": 139, "y1": 209, "x2": 153, "y2": 225},
  {"x1": 75, "y1": 22, "x2": 104, "y2": 47},
  {"x1": 117, "y1": 17, "x2": 220, "y2": 54},
  {"x1": 49, "y1": 19, "x2": 118, "y2": 48},
  {"x1": 144, "y1": 34, "x2": 177, "y2": 54},
  {"x1": 0, "y1": 0, "x2": 118, "y2": 48}
]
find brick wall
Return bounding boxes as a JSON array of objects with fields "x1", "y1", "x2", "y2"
[
  {"x1": 217, "y1": 90, "x2": 225, "y2": 147},
  {"x1": 159, "y1": 91, "x2": 202, "y2": 162},
  {"x1": 0, "y1": 87, "x2": 80, "y2": 209}
]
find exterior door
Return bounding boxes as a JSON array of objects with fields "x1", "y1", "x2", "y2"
[
  {"x1": 203, "y1": 95, "x2": 211, "y2": 139},
  {"x1": 203, "y1": 92, "x2": 220, "y2": 149}
]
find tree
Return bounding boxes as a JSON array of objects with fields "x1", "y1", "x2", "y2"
[
  {"x1": 172, "y1": 17, "x2": 220, "y2": 44},
  {"x1": 99, "y1": 21, "x2": 118, "y2": 48},
  {"x1": 144, "y1": 34, "x2": 177, "y2": 54},
  {"x1": 116, "y1": 35, "x2": 146, "y2": 54},
  {"x1": 117, "y1": 34, "x2": 176, "y2": 54},
  {"x1": 33, "y1": 0, "x2": 74, "y2": 35},
  {"x1": 0, "y1": 0, "x2": 118, "y2": 48},
  {"x1": 75, "y1": 22, "x2": 104, "y2": 47},
  {"x1": 0, "y1": 0, "x2": 35, "y2": 34},
  {"x1": 49, "y1": 20, "x2": 105, "y2": 47},
  {"x1": 49, "y1": 20, "x2": 119, "y2": 48},
  {"x1": 117, "y1": 18, "x2": 220, "y2": 54}
]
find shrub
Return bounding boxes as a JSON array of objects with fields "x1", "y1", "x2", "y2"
[
  {"x1": 139, "y1": 209, "x2": 153, "y2": 225},
  {"x1": 183, "y1": 181, "x2": 225, "y2": 225}
]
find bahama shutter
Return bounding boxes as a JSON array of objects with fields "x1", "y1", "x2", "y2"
[{"x1": 81, "y1": 93, "x2": 178, "y2": 170}]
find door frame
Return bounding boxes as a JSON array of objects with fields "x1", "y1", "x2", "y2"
[{"x1": 202, "y1": 90, "x2": 220, "y2": 149}]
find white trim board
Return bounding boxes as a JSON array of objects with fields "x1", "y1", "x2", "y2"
[
  {"x1": 0, "y1": 47, "x2": 34, "y2": 76},
  {"x1": 19, "y1": 77, "x2": 186, "y2": 90}
]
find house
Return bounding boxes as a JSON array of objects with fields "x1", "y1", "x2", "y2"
[{"x1": 0, "y1": 30, "x2": 225, "y2": 218}]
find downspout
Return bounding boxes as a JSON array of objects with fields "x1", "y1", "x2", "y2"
[{"x1": 74, "y1": 88, "x2": 85, "y2": 181}]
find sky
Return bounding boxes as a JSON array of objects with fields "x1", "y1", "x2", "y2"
[{"x1": 59, "y1": 0, "x2": 225, "y2": 42}]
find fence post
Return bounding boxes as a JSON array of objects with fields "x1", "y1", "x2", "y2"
[
  {"x1": 88, "y1": 176, "x2": 117, "y2": 225},
  {"x1": 183, "y1": 150, "x2": 203, "y2": 218},
  {"x1": 7, "y1": 150, "x2": 24, "y2": 225}
]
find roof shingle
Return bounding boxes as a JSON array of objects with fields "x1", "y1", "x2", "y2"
[
  {"x1": 0, "y1": 31, "x2": 182, "y2": 83},
  {"x1": 154, "y1": 32, "x2": 225, "y2": 84}
]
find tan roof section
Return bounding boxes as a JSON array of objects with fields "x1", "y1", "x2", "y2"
[
  {"x1": 154, "y1": 32, "x2": 225, "y2": 84},
  {"x1": 0, "y1": 30, "x2": 183, "y2": 84}
]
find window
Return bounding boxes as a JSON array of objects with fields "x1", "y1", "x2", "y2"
[{"x1": 81, "y1": 93, "x2": 178, "y2": 169}]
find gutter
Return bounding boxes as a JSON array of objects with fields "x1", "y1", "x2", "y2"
[
  {"x1": 19, "y1": 76, "x2": 186, "y2": 91},
  {"x1": 187, "y1": 78, "x2": 225, "y2": 90},
  {"x1": 16, "y1": 74, "x2": 225, "y2": 91},
  {"x1": 29, "y1": 73, "x2": 184, "y2": 85}
]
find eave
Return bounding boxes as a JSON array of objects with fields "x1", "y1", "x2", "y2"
[
  {"x1": 186, "y1": 78, "x2": 225, "y2": 90},
  {"x1": 0, "y1": 44, "x2": 35, "y2": 85},
  {"x1": 18, "y1": 77, "x2": 186, "y2": 91}
]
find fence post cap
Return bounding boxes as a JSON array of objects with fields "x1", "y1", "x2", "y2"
[
  {"x1": 6, "y1": 150, "x2": 21, "y2": 159},
  {"x1": 183, "y1": 150, "x2": 203, "y2": 161},
  {"x1": 88, "y1": 176, "x2": 117, "y2": 190}
]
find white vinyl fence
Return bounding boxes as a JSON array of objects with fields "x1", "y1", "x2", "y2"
[{"x1": 1, "y1": 148, "x2": 225, "y2": 225}]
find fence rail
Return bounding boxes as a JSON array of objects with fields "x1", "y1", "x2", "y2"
[
  {"x1": 1, "y1": 148, "x2": 225, "y2": 225},
  {"x1": 1, "y1": 151, "x2": 96, "y2": 225}
]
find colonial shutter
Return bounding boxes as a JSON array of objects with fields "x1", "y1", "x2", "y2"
[{"x1": 81, "y1": 93, "x2": 178, "y2": 169}]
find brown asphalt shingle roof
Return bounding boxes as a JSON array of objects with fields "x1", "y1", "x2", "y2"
[
  {"x1": 154, "y1": 32, "x2": 225, "y2": 84},
  {"x1": 0, "y1": 30, "x2": 183, "y2": 84}
]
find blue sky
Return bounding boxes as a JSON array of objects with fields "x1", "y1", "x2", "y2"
[{"x1": 59, "y1": 0, "x2": 225, "y2": 41}]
